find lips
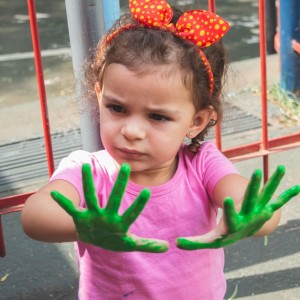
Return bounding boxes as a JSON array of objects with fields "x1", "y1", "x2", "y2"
[{"x1": 117, "y1": 148, "x2": 144, "y2": 159}]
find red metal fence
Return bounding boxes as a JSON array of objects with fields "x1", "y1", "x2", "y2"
[{"x1": 1, "y1": 0, "x2": 300, "y2": 257}]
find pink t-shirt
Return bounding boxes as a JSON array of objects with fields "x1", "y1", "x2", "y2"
[{"x1": 51, "y1": 142, "x2": 238, "y2": 300}]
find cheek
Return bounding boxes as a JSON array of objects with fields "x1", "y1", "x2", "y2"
[
  {"x1": 150, "y1": 128, "x2": 185, "y2": 149},
  {"x1": 100, "y1": 118, "x2": 116, "y2": 137},
  {"x1": 100, "y1": 124, "x2": 115, "y2": 152},
  {"x1": 99, "y1": 108, "x2": 115, "y2": 128},
  {"x1": 99, "y1": 113, "x2": 115, "y2": 140}
]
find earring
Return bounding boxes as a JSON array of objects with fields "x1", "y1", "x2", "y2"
[{"x1": 188, "y1": 131, "x2": 193, "y2": 137}]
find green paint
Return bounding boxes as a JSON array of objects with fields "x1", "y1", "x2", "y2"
[
  {"x1": 51, "y1": 163, "x2": 299, "y2": 252},
  {"x1": 51, "y1": 163, "x2": 169, "y2": 253},
  {"x1": 176, "y1": 165, "x2": 300, "y2": 250}
]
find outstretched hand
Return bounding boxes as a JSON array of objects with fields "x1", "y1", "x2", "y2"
[
  {"x1": 177, "y1": 165, "x2": 300, "y2": 250},
  {"x1": 51, "y1": 163, "x2": 169, "y2": 253}
]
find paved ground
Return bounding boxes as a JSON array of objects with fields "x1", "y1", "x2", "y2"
[{"x1": 0, "y1": 55, "x2": 300, "y2": 299}]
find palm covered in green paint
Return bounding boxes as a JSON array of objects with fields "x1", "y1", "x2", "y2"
[
  {"x1": 51, "y1": 163, "x2": 169, "y2": 253},
  {"x1": 51, "y1": 163, "x2": 299, "y2": 252},
  {"x1": 176, "y1": 165, "x2": 300, "y2": 250}
]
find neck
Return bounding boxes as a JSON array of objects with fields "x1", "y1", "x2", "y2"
[{"x1": 129, "y1": 158, "x2": 178, "y2": 186}]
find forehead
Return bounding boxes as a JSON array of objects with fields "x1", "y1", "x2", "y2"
[
  {"x1": 103, "y1": 63, "x2": 194, "y2": 106},
  {"x1": 104, "y1": 62, "x2": 190, "y2": 87}
]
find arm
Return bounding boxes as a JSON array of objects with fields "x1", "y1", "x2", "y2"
[
  {"x1": 23, "y1": 163, "x2": 169, "y2": 253},
  {"x1": 176, "y1": 165, "x2": 300, "y2": 249},
  {"x1": 21, "y1": 179, "x2": 80, "y2": 242},
  {"x1": 213, "y1": 174, "x2": 281, "y2": 237}
]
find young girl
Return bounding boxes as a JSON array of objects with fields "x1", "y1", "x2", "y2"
[{"x1": 21, "y1": 0, "x2": 300, "y2": 299}]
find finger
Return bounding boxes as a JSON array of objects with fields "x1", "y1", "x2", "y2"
[
  {"x1": 268, "y1": 185, "x2": 300, "y2": 212},
  {"x1": 176, "y1": 232, "x2": 247, "y2": 249},
  {"x1": 106, "y1": 164, "x2": 131, "y2": 213},
  {"x1": 82, "y1": 163, "x2": 99, "y2": 211},
  {"x1": 256, "y1": 165, "x2": 285, "y2": 210},
  {"x1": 223, "y1": 197, "x2": 238, "y2": 233},
  {"x1": 128, "y1": 235, "x2": 169, "y2": 253},
  {"x1": 50, "y1": 190, "x2": 79, "y2": 216},
  {"x1": 121, "y1": 188, "x2": 151, "y2": 227},
  {"x1": 175, "y1": 229, "x2": 225, "y2": 250},
  {"x1": 240, "y1": 169, "x2": 262, "y2": 215},
  {"x1": 176, "y1": 237, "x2": 224, "y2": 250}
]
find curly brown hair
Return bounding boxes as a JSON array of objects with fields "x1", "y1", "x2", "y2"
[{"x1": 85, "y1": 7, "x2": 228, "y2": 153}]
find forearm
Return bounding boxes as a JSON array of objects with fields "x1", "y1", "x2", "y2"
[
  {"x1": 21, "y1": 189, "x2": 78, "y2": 243},
  {"x1": 254, "y1": 209, "x2": 281, "y2": 237}
]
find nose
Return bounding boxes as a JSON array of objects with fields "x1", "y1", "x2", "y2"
[{"x1": 121, "y1": 120, "x2": 146, "y2": 141}]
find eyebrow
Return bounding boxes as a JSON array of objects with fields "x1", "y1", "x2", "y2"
[
  {"x1": 102, "y1": 94, "x2": 181, "y2": 115},
  {"x1": 102, "y1": 94, "x2": 123, "y2": 104},
  {"x1": 149, "y1": 108, "x2": 181, "y2": 116}
]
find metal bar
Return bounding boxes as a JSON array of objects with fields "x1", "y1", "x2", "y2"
[
  {"x1": 223, "y1": 132, "x2": 300, "y2": 162},
  {"x1": 0, "y1": 0, "x2": 52, "y2": 257},
  {"x1": 227, "y1": 147, "x2": 295, "y2": 163},
  {"x1": 263, "y1": 155, "x2": 269, "y2": 182},
  {"x1": 266, "y1": 132, "x2": 300, "y2": 148},
  {"x1": 65, "y1": 0, "x2": 105, "y2": 152},
  {"x1": 214, "y1": 125, "x2": 222, "y2": 150},
  {"x1": 258, "y1": 0, "x2": 269, "y2": 180},
  {"x1": 0, "y1": 194, "x2": 26, "y2": 258},
  {"x1": 0, "y1": 216, "x2": 5, "y2": 257},
  {"x1": 0, "y1": 205, "x2": 24, "y2": 215},
  {"x1": 0, "y1": 193, "x2": 32, "y2": 257},
  {"x1": 207, "y1": 0, "x2": 223, "y2": 150},
  {"x1": 27, "y1": 0, "x2": 54, "y2": 176},
  {"x1": 208, "y1": 0, "x2": 215, "y2": 12},
  {"x1": 0, "y1": 192, "x2": 33, "y2": 210}
]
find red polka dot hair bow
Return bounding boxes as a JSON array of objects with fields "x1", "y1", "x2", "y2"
[
  {"x1": 129, "y1": 0, "x2": 230, "y2": 93},
  {"x1": 129, "y1": 0, "x2": 230, "y2": 48}
]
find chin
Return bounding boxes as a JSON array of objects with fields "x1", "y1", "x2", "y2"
[{"x1": 119, "y1": 160, "x2": 150, "y2": 173}]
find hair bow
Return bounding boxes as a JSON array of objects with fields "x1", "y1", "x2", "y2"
[
  {"x1": 129, "y1": 0, "x2": 230, "y2": 48},
  {"x1": 129, "y1": 0, "x2": 230, "y2": 93}
]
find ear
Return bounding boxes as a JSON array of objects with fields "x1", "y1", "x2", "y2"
[
  {"x1": 95, "y1": 82, "x2": 102, "y2": 101},
  {"x1": 186, "y1": 107, "x2": 214, "y2": 139}
]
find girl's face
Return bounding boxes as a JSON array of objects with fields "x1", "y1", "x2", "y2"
[{"x1": 96, "y1": 63, "x2": 212, "y2": 185}]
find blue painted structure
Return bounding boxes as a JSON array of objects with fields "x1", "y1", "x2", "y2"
[
  {"x1": 279, "y1": 0, "x2": 300, "y2": 93},
  {"x1": 102, "y1": 0, "x2": 121, "y2": 31}
]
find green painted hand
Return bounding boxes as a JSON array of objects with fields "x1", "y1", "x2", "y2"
[
  {"x1": 177, "y1": 165, "x2": 300, "y2": 250},
  {"x1": 51, "y1": 163, "x2": 169, "y2": 253}
]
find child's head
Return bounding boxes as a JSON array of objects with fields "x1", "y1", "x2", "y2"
[{"x1": 87, "y1": 1, "x2": 229, "y2": 155}]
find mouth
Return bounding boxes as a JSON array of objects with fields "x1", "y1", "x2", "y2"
[{"x1": 117, "y1": 148, "x2": 144, "y2": 159}]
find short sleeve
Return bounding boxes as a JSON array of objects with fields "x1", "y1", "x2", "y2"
[
  {"x1": 50, "y1": 150, "x2": 98, "y2": 206},
  {"x1": 196, "y1": 142, "x2": 239, "y2": 203}
]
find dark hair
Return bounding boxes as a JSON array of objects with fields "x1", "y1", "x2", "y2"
[{"x1": 86, "y1": 7, "x2": 228, "y2": 153}]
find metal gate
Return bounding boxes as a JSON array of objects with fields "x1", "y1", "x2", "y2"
[{"x1": 1, "y1": 0, "x2": 299, "y2": 257}]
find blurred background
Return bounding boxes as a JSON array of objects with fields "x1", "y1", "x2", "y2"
[{"x1": 0, "y1": 0, "x2": 261, "y2": 113}]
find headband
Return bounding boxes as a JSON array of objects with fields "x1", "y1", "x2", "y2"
[{"x1": 103, "y1": 0, "x2": 230, "y2": 94}]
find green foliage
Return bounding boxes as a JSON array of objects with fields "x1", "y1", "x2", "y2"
[
  {"x1": 268, "y1": 84, "x2": 300, "y2": 123},
  {"x1": 227, "y1": 284, "x2": 239, "y2": 300}
]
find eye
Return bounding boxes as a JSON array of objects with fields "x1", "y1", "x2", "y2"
[
  {"x1": 106, "y1": 104, "x2": 126, "y2": 114},
  {"x1": 149, "y1": 113, "x2": 170, "y2": 122}
]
